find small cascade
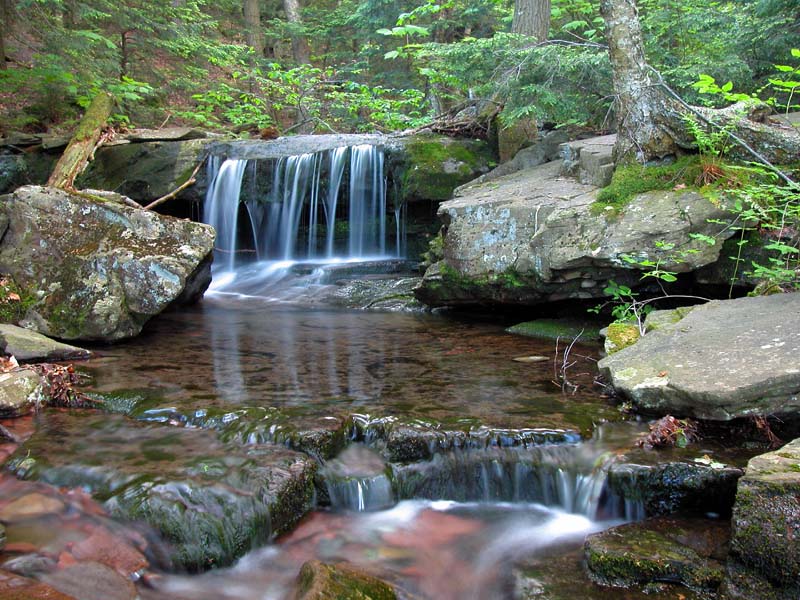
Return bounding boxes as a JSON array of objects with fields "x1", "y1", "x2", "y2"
[
  {"x1": 322, "y1": 444, "x2": 395, "y2": 512},
  {"x1": 204, "y1": 143, "x2": 399, "y2": 279}
]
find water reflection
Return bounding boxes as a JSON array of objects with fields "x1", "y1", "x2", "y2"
[{"x1": 82, "y1": 297, "x2": 616, "y2": 431}]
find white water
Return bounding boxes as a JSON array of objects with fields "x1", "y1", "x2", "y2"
[{"x1": 204, "y1": 144, "x2": 400, "y2": 297}]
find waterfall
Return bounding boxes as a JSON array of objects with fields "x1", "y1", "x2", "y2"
[{"x1": 204, "y1": 144, "x2": 397, "y2": 275}]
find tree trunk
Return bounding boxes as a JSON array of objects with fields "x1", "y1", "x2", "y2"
[
  {"x1": 600, "y1": 0, "x2": 684, "y2": 161},
  {"x1": 243, "y1": 0, "x2": 265, "y2": 57},
  {"x1": 47, "y1": 93, "x2": 114, "y2": 191},
  {"x1": 0, "y1": 0, "x2": 10, "y2": 70},
  {"x1": 600, "y1": 0, "x2": 800, "y2": 166},
  {"x1": 512, "y1": 0, "x2": 551, "y2": 42},
  {"x1": 283, "y1": 0, "x2": 310, "y2": 64}
]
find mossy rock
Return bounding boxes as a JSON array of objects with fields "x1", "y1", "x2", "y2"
[
  {"x1": 506, "y1": 319, "x2": 602, "y2": 341},
  {"x1": 603, "y1": 322, "x2": 640, "y2": 354},
  {"x1": 395, "y1": 134, "x2": 494, "y2": 201},
  {"x1": 729, "y1": 438, "x2": 800, "y2": 592},
  {"x1": 643, "y1": 306, "x2": 697, "y2": 333},
  {"x1": 585, "y1": 518, "x2": 728, "y2": 592},
  {"x1": 294, "y1": 560, "x2": 397, "y2": 600}
]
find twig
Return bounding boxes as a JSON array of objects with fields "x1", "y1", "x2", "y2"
[{"x1": 143, "y1": 154, "x2": 207, "y2": 211}]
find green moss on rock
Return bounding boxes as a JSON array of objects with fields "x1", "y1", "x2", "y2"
[
  {"x1": 295, "y1": 560, "x2": 397, "y2": 600},
  {"x1": 604, "y1": 322, "x2": 640, "y2": 354},
  {"x1": 506, "y1": 319, "x2": 602, "y2": 341}
]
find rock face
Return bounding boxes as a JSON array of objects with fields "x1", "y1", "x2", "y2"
[
  {"x1": 598, "y1": 293, "x2": 800, "y2": 420},
  {"x1": 726, "y1": 438, "x2": 800, "y2": 598},
  {"x1": 0, "y1": 185, "x2": 215, "y2": 341},
  {"x1": 415, "y1": 159, "x2": 733, "y2": 307},
  {"x1": 7, "y1": 412, "x2": 317, "y2": 571}
]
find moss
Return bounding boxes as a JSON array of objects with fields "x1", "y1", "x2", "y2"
[
  {"x1": 296, "y1": 560, "x2": 397, "y2": 600},
  {"x1": 0, "y1": 276, "x2": 37, "y2": 324},
  {"x1": 604, "y1": 322, "x2": 640, "y2": 354},
  {"x1": 399, "y1": 135, "x2": 494, "y2": 200},
  {"x1": 593, "y1": 155, "x2": 702, "y2": 213}
]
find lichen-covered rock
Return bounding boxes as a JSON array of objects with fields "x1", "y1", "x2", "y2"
[
  {"x1": 0, "y1": 324, "x2": 90, "y2": 362},
  {"x1": 0, "y1": 369, "x2": 45, "y2": 417},
  {"x1": 585, "y1": 518, "x2": 728, "y2": 592},
  {"x1": 598, "y1": 294, "x2": 800, "y2": 420},
  {"x1": 727, "y1": 438, "x2": 800, "y2": 597},
  {"x1": 7, "y1": 412, "x2": 317, "y2": 571},
  {"x1": 0, "y1": 185, "x2": 215, "y2": 341},
  {"x1": 506, "y1": 318, "x2": 602, "y2": 341},
  {"x1": 294, "y1": 560, "x2": 397, "y2": 600},
  {"x1": 415, "y1": 159, "x2": 733, "y2": 307}
]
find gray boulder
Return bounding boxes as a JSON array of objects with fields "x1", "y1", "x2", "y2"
[
  {"x1": 416, "y1": 159, "x2": 733, "y2": 307},
  {"x1": 598, "y1": 294, "x2": 800, "y2": 420},
  {"x1": 724, "y1": 438, "x2": 800, "y2": 599},
  {"x1": 0, "y1": 369, "x2": 44, "y2": 417},
  {"x1": 0, "y1": 324, "x2": 90, "y2": 362},
  {"x1": 0, "y1": 185, "x2": 215, "y2": 341}
]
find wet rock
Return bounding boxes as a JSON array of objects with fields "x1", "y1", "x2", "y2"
[
  {"x1": 598, "y1": 294, "x2": 800, "y2": 420},
  {"x1": 294, "y1": 560, "x2": 397, "y2": 600},
  {"x1": 2, "y1": 554, "x2": 57, "y2": 577},
  {"x1": 416, "y1": 158, "x2": 732, "y2": 307},
  {"x1": 607, "y1": 453, "x2": 744, "y2": 517},
  {"x1": 0, "y1": 492, "x2": 64, "y2": 520},
  {"x1": 0, "y1": 324, "x2": 91, "y2": 362},
  {"x1": 584, "y1": 517, "x2": 728, "y2": 592},
  {"x1": 42, "y1": 562, "x2": 137, "y2": 600},
  {"x1": 319, "y1": 277, "x2": 424, "y2": 311},
  {"x1": 726, "y1": 437, "x2": 800, "y2": 598},
  {"x1": 0, "y1": 369, "x2": 45, "y2": 417},
  {"x1": 0, "y1": 569, "x2": 76, "y2": 600},
  {"x1": 321, "y1": 445, "x2": 395, "y2": 511},
  {"x1": 7, "y1": 412, "x2": 317, "y2": 571},
  {"x1": 0, "y1": 185, "x2": 215, "y2": 341},
  {"x1": 506, "y1": 318, "x2": 602, "y2": 341}
]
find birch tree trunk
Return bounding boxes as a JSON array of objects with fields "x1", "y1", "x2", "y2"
[
  {"x1": 283, "y1": 0, "x2": 310, "y2": 64},
  {"x1": 512, "y1": 0, "x2": 551, "y2": 42}
]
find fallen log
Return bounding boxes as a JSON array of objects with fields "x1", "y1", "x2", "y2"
[{"x1": 46, "y1": 92, "x2": 114, "y2": 190}]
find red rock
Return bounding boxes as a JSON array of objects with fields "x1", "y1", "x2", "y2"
[{"x1": 0, "y1": 568, "x2": 77, "y2": 600}]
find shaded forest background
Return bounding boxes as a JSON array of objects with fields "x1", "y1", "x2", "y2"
[{"x1": 0, "y1": 0, "x2": 798, "y2": 136}]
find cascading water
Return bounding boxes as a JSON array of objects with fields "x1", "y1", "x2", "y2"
[{"x1": 203, "y1": 143, "x2": 400, "y2": 298}]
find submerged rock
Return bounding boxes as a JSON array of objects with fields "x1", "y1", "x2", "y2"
[
  {"x1": 0, "y1": 185, "x2": 215, "y2": 341},
  {"x1": 7, "y1": 412, "x2": 316, "y2": 570},
  {"x1": 415, "y1": 159, "x2": 732, "y2": 307},
  {"x1": 294, "y1": 560, "x2": 397, "y2": 600},
  {"x1": 584, "y1": 517, "x2": 729, "y2": 592},
  {"x1": 0, "y1": 324, "x2": 90, "y2": 362},
  {"x1": 598, "y1": 293, "x2": 800, "y2": 420},
  {"x1": 726, "y1": 437, "x2": 800, "y2": 598}
]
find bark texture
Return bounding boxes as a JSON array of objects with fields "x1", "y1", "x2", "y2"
[
  {"x1": 283, "y1": 0, "x2": 310, "y2": 64},
  {"x1": 512, "y1": 0, "x2": 551, "y2": 42},
  {"x1": 0, "y1": 0, "x2": 11, "y2": 70},
  {"x1": 47, "y1": 93, "x2": 114, "y2": 190},
  {"x1": 600, "y1": 0, "x2": 684, "y2": 161},
  {"x1": 244, "y1": 0, "x2": 265, "y2": 57}
]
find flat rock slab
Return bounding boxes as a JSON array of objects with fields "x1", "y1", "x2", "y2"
[
  {"x1": 7, "y1": 411, "x2": 316, "y2": 570},
  {"x1": 598, "y1": 293, "x2": 800, "y2": 420},
  {"x1": 585, "y1": 517, "x2": 729, "y2": 592},
  {"x1": 727, "y1": 437, "x2": 800, "y2": 597},
  {"x1": 0, "y1": 324, "x2": 90, "y2": 362}
]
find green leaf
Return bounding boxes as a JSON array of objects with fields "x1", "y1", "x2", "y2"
[
  {"x1": 383, "y1": 50, "x2": 400, "y2": 60},
  {"x1": 376, "y1": 28, "x2": 393, "y2": 36},
  {"x1": 721, "y1": 81, "x2": 733, "y2": 92},
  {"x1": 791, "y1": 48, "x2": 800, "y2": 58}
]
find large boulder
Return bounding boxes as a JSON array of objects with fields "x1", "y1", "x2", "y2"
[
  {"x1": 7, "y1": 412, "x2": 317, "y2": 571},
  {"x1": 598, "y1": 294, "x2": 800, "y2": 420},
  {"x1": 416, "y1": 159, "x2": 733, "y2": 307},
  {"x1": 0, "y1": 185, "x2": 215, "y2": 341},
  {"x1": 725, "y1": 438, "x2": 800, "y2": 599}
]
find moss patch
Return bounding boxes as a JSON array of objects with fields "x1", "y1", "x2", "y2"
[
  {"x1": 593, "y1": 155, "x2": 702, "y2": 214},
  {"x1": 604, "y1": 322, "x2": 640, "y2": 354}
]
